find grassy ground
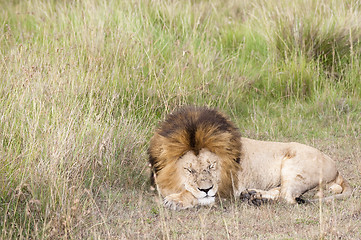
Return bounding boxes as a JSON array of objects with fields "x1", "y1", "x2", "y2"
[{"x1": 1, "y1": 0, "x2": 360, "y2": 239}]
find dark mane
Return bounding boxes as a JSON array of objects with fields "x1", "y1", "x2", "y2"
[{"x1": 157, "y1": 106, "x2": 240, "y2": 155}]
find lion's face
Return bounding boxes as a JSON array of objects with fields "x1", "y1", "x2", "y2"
[{"x1": 177, "y1": 149, "x2": 221, "y2": 205}]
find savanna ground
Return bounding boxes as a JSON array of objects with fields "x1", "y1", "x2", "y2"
[{"x1": 1, "y1": 0, "x2": 361, "y2": 239}]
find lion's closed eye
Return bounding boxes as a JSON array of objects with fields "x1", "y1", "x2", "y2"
[{"x1": 184, "y1": 168, "x2": 195, "y2": 174}]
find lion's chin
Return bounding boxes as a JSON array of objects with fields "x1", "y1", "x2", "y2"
[{"x1": 198, "y1": 196, "x2": 215, "y2": 205}]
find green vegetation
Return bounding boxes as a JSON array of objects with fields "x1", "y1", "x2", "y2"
[{"x1": 1, "y1": 0, "x2": 360, "y2": 239}]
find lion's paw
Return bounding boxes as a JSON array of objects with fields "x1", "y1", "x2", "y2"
[
  {"x1": 163, "y1": 194, "x2": 194, "y2": 210},
  {"x1": 240, "y1": 189, "x2": 270, "y2": 206}
]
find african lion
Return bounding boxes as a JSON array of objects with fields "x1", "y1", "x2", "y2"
[{"x1": 148, "y1": 106, "x2": 352, "y2": 210}]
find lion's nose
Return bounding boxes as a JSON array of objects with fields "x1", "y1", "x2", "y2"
[{"x1": 198, "y1": 186, "x2": 213, "y2": 194}]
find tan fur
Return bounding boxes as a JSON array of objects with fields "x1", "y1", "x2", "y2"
[
  {"x1": 238, "y1": 138, "x2": 352, "y2": 204},
  {"x1": 149, "y1": 107, "x2": 352, "y2": 209}
]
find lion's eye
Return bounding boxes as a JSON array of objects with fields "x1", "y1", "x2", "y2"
[
  {"x1": 208, "y1": 164, "x2": 214, "y2": 170},
  {"x1": 185, "y1": 168, "x2": 194, "y2": 174}
]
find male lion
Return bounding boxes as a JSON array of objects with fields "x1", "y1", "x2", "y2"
[{"x1": 148, "y1": 106, "x2": 352, "y2": 210}]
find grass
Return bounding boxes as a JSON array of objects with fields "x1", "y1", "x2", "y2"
[{"x1": 1, "y1": 0, "x2": 361, "y2": 239}]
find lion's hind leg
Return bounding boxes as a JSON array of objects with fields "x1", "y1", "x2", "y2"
[
  {"x1": 278, "y1": 174, "x2": 315, "y2": 204},
  {"x1": 313, "y1": 182, "x2": 342, "y2": 199},
  {"x1": 313, "y1": 172, "x2": 352, "y2": 201},
  {"x1": 240, "y1": 187, "x2": 280, "y2": 206}
]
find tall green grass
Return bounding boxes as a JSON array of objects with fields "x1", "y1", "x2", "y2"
[{"x1": 1, "y1": 0, "x2": 360, "y2": 238}]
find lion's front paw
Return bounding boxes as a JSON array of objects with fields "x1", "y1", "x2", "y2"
[
  {"x1": 163, "y1": 196, "x2": 186, "y2": 210},
  {"x1": 240, "y1": 189, "x2": 270, "y2": 206},
  {"x1": 163, "y1": 192, "x2": 197, "y2": 210},
  {"x1": 163, "y1": 194, "x2": 191, "y2": 210}
]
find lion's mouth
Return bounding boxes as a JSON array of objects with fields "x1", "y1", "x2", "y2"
[{"x1": 198, "y1": 196, "x2": 215, "y2": 205}]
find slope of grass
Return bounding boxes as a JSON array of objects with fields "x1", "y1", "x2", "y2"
[{"x1": 1, "y1": 0, "x2": 360, "y2": 239}]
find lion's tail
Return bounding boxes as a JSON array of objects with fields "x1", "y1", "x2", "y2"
[{"x1": 312, "y1": 172, "x2": 352, "y2": 202}]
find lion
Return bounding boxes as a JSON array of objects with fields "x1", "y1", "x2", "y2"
[{"x1": 148, "y1": 106, "x2": 352, "y2": 209}]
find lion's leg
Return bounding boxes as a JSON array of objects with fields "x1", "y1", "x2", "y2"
[
  {"x1": 279, "y1": 189, "x2": 299, "y2": 204},
  {"x1": 314, "y1": 177, "x2": 344, "y2": 198},
  {"x1": 163, "y1": 190, "x2": 198, "y2": 210},
  {"x1": 278, "y1": 177, "x2": 311, "y2": 204},
  {"x1": 279, "y1": 162, "x2": 316, "y2": 204},
  {"x1": 314, "y1": 182, "x2": 327, "y2": 198},
  {"x1": 249, "y1": 187, "x2": 281, "y2": 200},
  {"x1": 240, "y1": 187, "x2": 281, "y2": 205}
]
